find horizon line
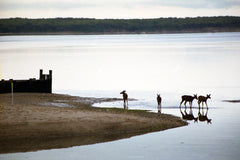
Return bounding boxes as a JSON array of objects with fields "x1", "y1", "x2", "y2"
[{"x1": 1, "y1": 15, "x2": 239, "y2": 20}]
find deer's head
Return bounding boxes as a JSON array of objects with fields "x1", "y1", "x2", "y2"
[
  {"x1": 207, "y1": 118, "x2": 212, "y2": 124},
  {"x1": 207, "y1": 94, "x2": 211, "y2": 99},
  {"x1": 193, "y1": 94, "x2": 198, "y2": 99},
  {"x1": 120, "y1": 90, "x2": 126, "y2": 94}
]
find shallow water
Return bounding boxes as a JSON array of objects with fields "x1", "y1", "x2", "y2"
[
  {"x1": 0, "y1": 33, "x2": 240, "y2": 159},
  {"x1": 1, "y1": 89, "x2": 240, "y2": 160}
]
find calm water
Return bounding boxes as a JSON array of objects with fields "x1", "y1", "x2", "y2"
[{"x1": 0, "y1": 33, "x2": 240, "y2": 160}]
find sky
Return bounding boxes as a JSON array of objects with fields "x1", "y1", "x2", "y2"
[{"x1": 0, "y1": 0, "x2": 240, "y2": 19}]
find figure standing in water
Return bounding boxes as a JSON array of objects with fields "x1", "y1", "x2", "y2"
[
  {"x1": 120, "y1": 90, "x2": 128, "y2": 109},
  {"x1": 157, "y1": 94, "x2": 162, "y2": 113}
]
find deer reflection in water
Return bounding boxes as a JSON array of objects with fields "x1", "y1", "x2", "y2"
[
  {"x1": 180, "y1": 103, "x2": 198, "y2": 123},
  {"x1": 179, "y1": 106, "x2": 212, "y2": 124},
  {"x1": 179, "y1": 94, "x2": 198, "y2": 122},
  {"x1": 198, "y1": 106, "x2": 212, "y2": 124},
  {"x1": 179, "y1": 94, "x2": 212, "y2": 124},
  {"x1": 197, "y1": 94, "x2": 212, "y2": 124}
]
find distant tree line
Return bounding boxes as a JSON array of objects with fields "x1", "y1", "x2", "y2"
[{"x1": 0, "y1": 16, "x2": 240, "y2": 34}]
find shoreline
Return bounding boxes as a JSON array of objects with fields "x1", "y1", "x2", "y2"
[
  {"x1": 0, "y1": 93, "x2": 187, "y2": 154},
  {"x1": 1, "y1": 29, "x2": 240, "y2": 36},
  {"x1": 223, "y1": 99, "x2": 240, "y2": 103}
]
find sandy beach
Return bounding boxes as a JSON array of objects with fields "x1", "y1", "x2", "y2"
[{"x1": 0, "y1": 93, "x2": 187, "y2": 153}]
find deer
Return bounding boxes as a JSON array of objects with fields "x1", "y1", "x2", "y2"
[
  {"x1": 157, "y1": 94, "x2": 162, "y2": 113},
  {"x1": 120, "y1": 90, "x2": 128, "y2": 109},
  {"x1": 198, "y1": 94, "x2": 211, "y2": 109},
  {"x1": 179, "y1": 94, "x2": 198, "y2": 109}
]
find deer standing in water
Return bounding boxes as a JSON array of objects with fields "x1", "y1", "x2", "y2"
[
  {"x1": 157, "y1": 94, "x2": 162, "y2": 113},
  {"x1": 120, "y1": 90, "x2": 128, "y2": 109},
  {"x1": 198, "y1": 94, "x2": 211, "y2": 109},
  {"x1": 180, "y1": 94, "x2": 198, "y2": 109}
]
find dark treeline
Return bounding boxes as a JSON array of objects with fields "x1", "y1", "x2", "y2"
[{"x1": 0, "y1": 16, "x2": 240, "y2": 34}]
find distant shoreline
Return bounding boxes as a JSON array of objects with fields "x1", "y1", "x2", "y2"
[
  {"x1": 0, "y1": 93, "x2": 187, "y2": 153},
  {"x1": 223, "y1": 99, "x2": 240, "y2": 103},
  {"x1": 1, "y1": 16, "x2": 240, "y2": 36},
  {"x1": 1, "y1": 28, "x2": 240, "y2": 36}
]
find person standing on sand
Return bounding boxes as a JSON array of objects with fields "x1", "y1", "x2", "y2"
[{"x1": 157, "y1": 94, "x2": 162, "y2": 113}]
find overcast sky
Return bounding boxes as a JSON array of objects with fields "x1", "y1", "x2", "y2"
[{"x1": 1, "y1": 0, "x2": 240, "y2": 19}]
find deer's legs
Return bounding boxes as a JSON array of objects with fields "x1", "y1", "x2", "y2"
[
  {"x1": 123, "y1": 99, "x2": 128, "y2": 110},
  {"x1": 189, "y1": 101, "x2": 192, "y2": 109},
  {"x1": 184, "y1": 101, "x2": 187, "y2": 110},
  {"x1": 159, "y1": 104, "x2": 161, "y2": 111},
  {"x1": 179, "y1": 100, "x2": 184, "y2": 108},
  {"x1": 205, "y1": 102, "x2": 208, "y2": 109},
  {"x1": 158, "y1": 105, "x2": 161, "y2": 113},
  {"x1": 160, "y1": 103, "x2": 162, "y2": 113},
  {"x1": 158, "y1": 103, "x2": 162, "y2": 113},
  {"x1": 205, "y1": 108, "x2": 208, "y2": 116},
  {"x1": 123, "y1": 99, "x2": 127, "y2": 110}
]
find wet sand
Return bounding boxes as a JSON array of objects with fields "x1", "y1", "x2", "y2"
[{"x1": 0, "y1": 93, "x2": 187, "y2": 153}]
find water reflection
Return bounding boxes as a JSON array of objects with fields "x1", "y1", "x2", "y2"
[
  {"x1": 179, "y1": 105, "x2": 212, "y2": 124},
  {"x1": 180, "y1": 105, "x2": 198, "y2": 123},
  {"x1": 198, "y1": 107, "x2": 212, "y2": 124}
]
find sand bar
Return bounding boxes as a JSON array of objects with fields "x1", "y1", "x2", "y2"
[{"x1": 0, "y1": 93, "x2": 187, "y2": 153}]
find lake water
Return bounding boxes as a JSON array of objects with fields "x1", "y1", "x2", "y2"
[{"x1": 0, "y1": 32, "x2": 240, "y2": 160}]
